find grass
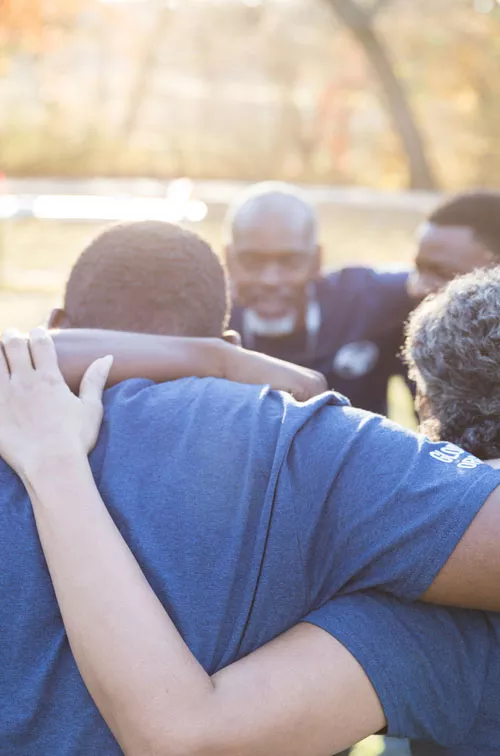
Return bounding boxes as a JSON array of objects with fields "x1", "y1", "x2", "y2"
[{"x1": 0, "y1": 206, "x2": 419, "y2": 756}]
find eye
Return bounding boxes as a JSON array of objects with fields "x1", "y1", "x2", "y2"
[
  {"x1": 280, "y1": 253, "x2": 308, "y2": 270},
  {"x1": 238, "y1": 252, "x2": 263, "y2": 272}
]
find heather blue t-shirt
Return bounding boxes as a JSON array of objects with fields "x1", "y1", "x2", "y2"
[
  {"x1": 305, "y1": 593, "x2": 500, "y2": 754},
  {"x1": 1, "y1": 377, "x2": 499, "y2": 754},
  {"x1": 230, "y1": 267, "x2": 413, "y2": 414}
]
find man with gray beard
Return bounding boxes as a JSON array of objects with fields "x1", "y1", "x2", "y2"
[{"x1": 226, "y1": 182, "x2": 416, "y2": 415}]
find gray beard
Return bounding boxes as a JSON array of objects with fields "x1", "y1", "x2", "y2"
[{"x1": 243, "y1": 308, "x2": 298, "y2": 337}]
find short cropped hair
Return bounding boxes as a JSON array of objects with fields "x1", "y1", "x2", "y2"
[
  {"x1": 404, "y1": 267, "x2": 500, "y2": 459},
  {"x1": 429, "y1": 191, "x2": 500, "y2": 258},
  {"x1": 64, "y1": 221, "x2": 229, "y2": 337}
]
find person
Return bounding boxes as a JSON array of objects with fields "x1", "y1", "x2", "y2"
[
  {"x1": 410, "y1": 189, "x2": 500, "y2": 299},
  {"x1": 51, "y1": 220, "x2": 386, "y2": 756},
  {"x1": 225, "y1": 181, "x2": 417, "y2": 415},
  {"x1": 4, "y1": 298, "x2": 500, "y2": 755},
  {"x1": 404, "y1": 268, "x2": 500, "y2": 756}
]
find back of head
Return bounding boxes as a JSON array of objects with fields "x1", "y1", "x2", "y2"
[
  {"x1": 224, "y1": 181, "x2": 318, "y2": 250},
  {"x1": 404, "y1": 267, "x2": 500, "y2": 458},
  {"x1": 429, "y1": 191, "x2": 500, "y2": 259},
  {"x1": 63, "y1": 221, "x2": 229, "y2": 337}
]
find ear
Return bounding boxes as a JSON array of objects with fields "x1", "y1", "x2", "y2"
[
  {"x1": 47, "y1": 308, "x2": 71, "y2": 329},
  {"x1": 222, "y1": 329, "x2": 242, "y2": 347}
]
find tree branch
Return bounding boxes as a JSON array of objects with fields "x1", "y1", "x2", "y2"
[{"x1": 324, "y1": 0, "x2": 437, "y2": 189}]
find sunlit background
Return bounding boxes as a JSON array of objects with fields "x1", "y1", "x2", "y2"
[{"x1": 1, "y1": 0, "x2": 500, "y2": 186}]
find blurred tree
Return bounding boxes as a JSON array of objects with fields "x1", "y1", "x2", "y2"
[
  {"x1": 121, "y1": 2, "x2": 174, "y2": 141},
  {"x1": 324, "y1": 0, "x2": 437, "y2": 189},
  {"x1": 0, "y1": 0, "x2": 82, "y2": 57},
  {"x1": 1, "y1": 0, "x2": 499, "y2": 188}
]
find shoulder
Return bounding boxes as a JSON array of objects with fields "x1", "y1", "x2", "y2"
[{"x1": 319, "y1": 266, "x2": 409, "y2": 298}]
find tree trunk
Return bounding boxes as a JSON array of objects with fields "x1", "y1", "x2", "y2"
[
  {"x1": 121, "y1": 4, "x2": 173, "y2": 141},
  {"x1": 327, "y1": 0, "x2": 437, "y2": 190}
]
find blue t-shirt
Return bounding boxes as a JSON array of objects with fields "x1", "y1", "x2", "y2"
[
  {"x1": 1, "y1": 378, "x2": 499, "y2": 754},
  {"x1": 230, "y1": 266, "x2": 413, "y2": 414},
  {"x1": 304, "y1": 593, "x2": 500, "y2": 755}
]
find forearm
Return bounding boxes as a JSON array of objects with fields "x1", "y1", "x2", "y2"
[
  {"x1": 51, "y1": 328, "x2": 327, "y2": 400},
  {"x1": 52, "y1": 329, "x2": 227, "y2": 393},
  {"x1": 24, "y1": 454, "x2": 214, "y2": 756}
]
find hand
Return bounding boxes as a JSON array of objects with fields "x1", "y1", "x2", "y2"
[
  {"x1": 0, "y1": 328, "x2": 113, "y2": 478},
  {"x1": 224, "y1": 344, "x2": 328, "y2": 401}
]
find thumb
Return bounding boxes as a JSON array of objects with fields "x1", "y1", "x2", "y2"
[{"x1": 79, "y1": 355, "x2": 114, "y2": 405}]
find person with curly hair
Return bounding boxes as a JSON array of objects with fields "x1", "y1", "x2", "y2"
[{"x1": 404, "y1": 268, "x2": 500, "y2": 755}]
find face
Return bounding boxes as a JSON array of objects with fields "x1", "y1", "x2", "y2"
[
  {"x1": 412, "y1": 223, "x2": 494, "y2": 298},
  {"x1": 226, "y1": 217, "x2": 320, "y2": 323}
]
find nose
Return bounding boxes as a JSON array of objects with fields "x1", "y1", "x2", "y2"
[{"x1": 259, "y1": 262, "x2": 283, "y2": 287}]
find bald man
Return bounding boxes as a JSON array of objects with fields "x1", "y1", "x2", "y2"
[{"x1": 225, "y1": 182, "x2": 417, "y2": 415}]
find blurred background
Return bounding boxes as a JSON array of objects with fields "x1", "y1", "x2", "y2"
[
  {"x1": 1, "y1": 0, "x2": 500, "y2": 407},
  {"x1": 1, "y1": 0, "x2": 500, "y2": 187}
]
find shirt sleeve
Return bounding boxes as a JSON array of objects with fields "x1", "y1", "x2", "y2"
[
  {"x1": 336, "y1": 267, "x2": 414, "y2": 341},
  {"x1": 277, "y1": 399, "x2": 500, "y2": 604},
  {"x1": 301, "y1": 591, "x2": 491, "y2": 747}
]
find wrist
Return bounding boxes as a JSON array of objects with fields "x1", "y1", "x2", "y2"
[
  {"x1": 20, "y1": 444, "x2": 90, "y2": 489},
  {"x1": 214, "y1": 338, "x2": 234, "y2": 380}
]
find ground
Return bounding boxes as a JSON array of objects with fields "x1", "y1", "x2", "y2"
[{"x1": 0, "y1": 205, "x2": 420, "y2": 756}]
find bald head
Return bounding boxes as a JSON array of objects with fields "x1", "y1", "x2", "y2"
[
  {"x1": 225, "y1": 183, "x2": 321, "y2": 329},
  {"x1": 225, "y1": 182, "x2": 318, "y2": 252}
]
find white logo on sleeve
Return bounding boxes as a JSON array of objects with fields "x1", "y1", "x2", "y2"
[{"x1": 430, "y1": 443, "x2": 482, "y2": 469}]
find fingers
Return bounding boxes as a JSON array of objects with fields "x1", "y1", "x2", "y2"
[
  {"x1": 79, "y1": 355, "x2": 114, "y2": 406},
  {"x1": 29, "y1": 326, "x2": 59, "y2": 374},
  {"x1": 2, "y1": 328, "x2": 33, "y2": 375},
  {"x1": 0, "y1": 327, "x2": 61, "y2": 381}
]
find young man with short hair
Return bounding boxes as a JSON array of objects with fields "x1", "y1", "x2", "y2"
[{"x1": 410, "y1": 190, "x2": 500, "y2": 299}]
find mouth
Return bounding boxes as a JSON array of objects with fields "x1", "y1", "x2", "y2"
[{"x1": 250, "y1": 297, "x2": 295, "y2": 319}]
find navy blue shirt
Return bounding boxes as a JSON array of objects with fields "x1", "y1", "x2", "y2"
[
  {"x1": 1, "y1": 378, "x2": 499, "y2": 754},
  {"x1": 230, "y1": 267, "x2": 413, "y2": 415},
  {"x1": 305, "y1": 593, "x2": 500, "y2": 754}
]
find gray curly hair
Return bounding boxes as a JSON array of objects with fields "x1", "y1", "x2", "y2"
[{"x1": 404, "y1": 267, "x2": 500, "y2": 459}]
